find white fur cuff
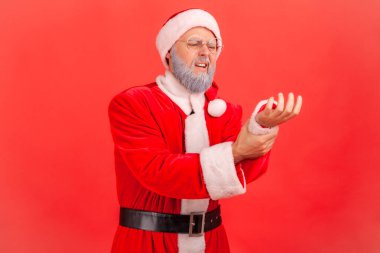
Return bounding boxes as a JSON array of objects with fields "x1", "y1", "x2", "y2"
[
  {"x1": 200, "y1": 142, "x2": 246, "y2": 200},
  {"x1": 248, "y1": 100, "x2": 279, "y2": 135}
]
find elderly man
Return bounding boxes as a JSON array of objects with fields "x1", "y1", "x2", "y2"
[{"x1": 108, "y1": 9, "x2": 302, "y2": 253}]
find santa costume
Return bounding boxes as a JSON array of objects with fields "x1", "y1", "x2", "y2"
[{"x1": 108, "y1": 9, "x2": 275, "y2": 253}]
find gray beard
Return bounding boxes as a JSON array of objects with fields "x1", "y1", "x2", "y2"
[{"x1": 171, "y1": 47, "x2": 216, "y2": 93}]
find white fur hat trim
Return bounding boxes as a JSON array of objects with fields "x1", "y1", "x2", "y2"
[
  {"x1": 208, "y1": 98, "x2": 227, "y2": 117},
  {"x1": 156, "y1": 9, "x2": 223, "y2": 69}
]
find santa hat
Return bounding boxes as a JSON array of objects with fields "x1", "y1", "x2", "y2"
[{"x1": 156, "y1": 9, "x2": 223, "y2": 69}]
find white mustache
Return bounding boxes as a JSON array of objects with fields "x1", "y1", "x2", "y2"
[{"x1": 193, "y1": 56, "x2": 210, "y2": 65}]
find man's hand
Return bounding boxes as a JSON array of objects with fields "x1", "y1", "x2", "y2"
[
  {"x1": 256, "y1": 92, "x2": 302, "y2": 128},
  {"x1": 232, "y1": 121, "x2": 278, "y2": 163}
]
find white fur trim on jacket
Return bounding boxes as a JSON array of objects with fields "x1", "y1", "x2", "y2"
[
  {"x1": 200, "y1": 142, "x2": 246, "y2": 200},
  {"x1": 185, "y1": 96, "x2": 209, "y2": 153},
  {"x1": 156, "y1": 9, "x2": 223, "y2": 69},
  {"x1": 178, "y1": 198, "x2": 209, "y2": 253},
  {"x1": 156, "y1": 71, "x2": 192, "y2": 115},
  {"x1": 157, "y1": 70, "x2": 210, "y2": 252},
  {"x1": 179, "y1": 91, "x2": 210, "y2": 253},
  {"x1": 248, "y1": 100, "x2": 279, "y2": 135},
  {"x1": 207, "y1": 98, "x2": 227, "y2": 117}
]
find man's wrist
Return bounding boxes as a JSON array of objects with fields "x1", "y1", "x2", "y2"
[
  {"x1": 255, "y1": 114, "x2": 271, "y2": 128},
  {"x1": 232, "y1": 142, "x2": 243, "y2": 164}
]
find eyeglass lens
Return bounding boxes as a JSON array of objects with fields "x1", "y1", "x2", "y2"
[{"x1": 187, "y1": 37, "x2": 218, "y2": 53}]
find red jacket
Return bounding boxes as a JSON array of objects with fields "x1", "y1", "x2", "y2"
[{"x1": 108, "y1": 73, "x2": 270, "y2": 253}]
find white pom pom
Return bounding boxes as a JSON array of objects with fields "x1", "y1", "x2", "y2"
[{"x1": 208, "y1": 99, "x2": 227, "y2": 117}]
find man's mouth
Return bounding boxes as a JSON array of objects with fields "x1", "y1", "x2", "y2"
[{"x1": 194, "y1": 62, "x2": 208, "y2": 69}]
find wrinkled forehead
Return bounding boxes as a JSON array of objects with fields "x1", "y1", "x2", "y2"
[{"x1": 179, "y1": 26, "x2": 217, "y2": 41}]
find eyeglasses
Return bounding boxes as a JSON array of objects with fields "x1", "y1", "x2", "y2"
[{"x1": 177, "y1": 36, "x2": 222, "y2": 54}]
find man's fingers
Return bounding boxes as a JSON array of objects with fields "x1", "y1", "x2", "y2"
[
  {"x1": 265, "y1": 138, "x2": 276, "y2": 150},
  {"x1": 266, "y1": 97, "x2": 274, "y2": 110},
  {"x1": 259, "y1": 130, "x2": 278, "y2": 142},
  {"x1": 277, "y1": 93, "x2": 284, "y2": 111},
  {"x1": 293, "y1": 95, "x2": 302, "y2": 115},
  {"x1": 284, "y1": 92, "x2": 294, "y2": 113},
  {"x1": 280, "y1": 95, "x2": 303, "y2": 122},
  {"x1": 265, "y1": 134, "x2": 278, "y2": 143},
  {"x1": 258, "y1": 92, "x2": 302, "y2": 126},
  {"x1": 263, "y1": 134, "x2": 278, "y2": 152}
]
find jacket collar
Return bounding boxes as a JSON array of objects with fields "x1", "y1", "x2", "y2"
[{"x1": 156, "y1": 71, "x2": 210, "y2": 115}]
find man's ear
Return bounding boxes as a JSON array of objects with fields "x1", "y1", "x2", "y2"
[
  {"x1": 166, "y1": 51, "x2": 171, "y2": 60},
  {"x1": 165, "y1": 51, "x2": 171, "y2": 65}
]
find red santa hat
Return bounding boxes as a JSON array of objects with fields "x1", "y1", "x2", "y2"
[{"x1": 156, "y1": 9, "x2": 223, "y2": 69}]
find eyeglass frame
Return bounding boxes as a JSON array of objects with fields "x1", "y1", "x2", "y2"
[{"x1": 176, "y1": 36, "x2": 223, "y2": 54}]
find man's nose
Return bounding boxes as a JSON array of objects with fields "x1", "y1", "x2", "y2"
[{"x1": 198, "y1": 44, "x2": 211, "y2": 56}]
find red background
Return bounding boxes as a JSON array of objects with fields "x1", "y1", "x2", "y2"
[{"x1": 1, "y1": 0, "x2": 379, "y2": 252}]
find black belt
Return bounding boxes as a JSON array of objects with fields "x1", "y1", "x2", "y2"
[{"x1": 119, "y1": 205, "x2": 222, "y2": 237}]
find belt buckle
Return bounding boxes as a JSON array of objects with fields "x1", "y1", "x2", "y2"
[{"x1": 189, "y1": 211, "x2": 205, "y2": 237}]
